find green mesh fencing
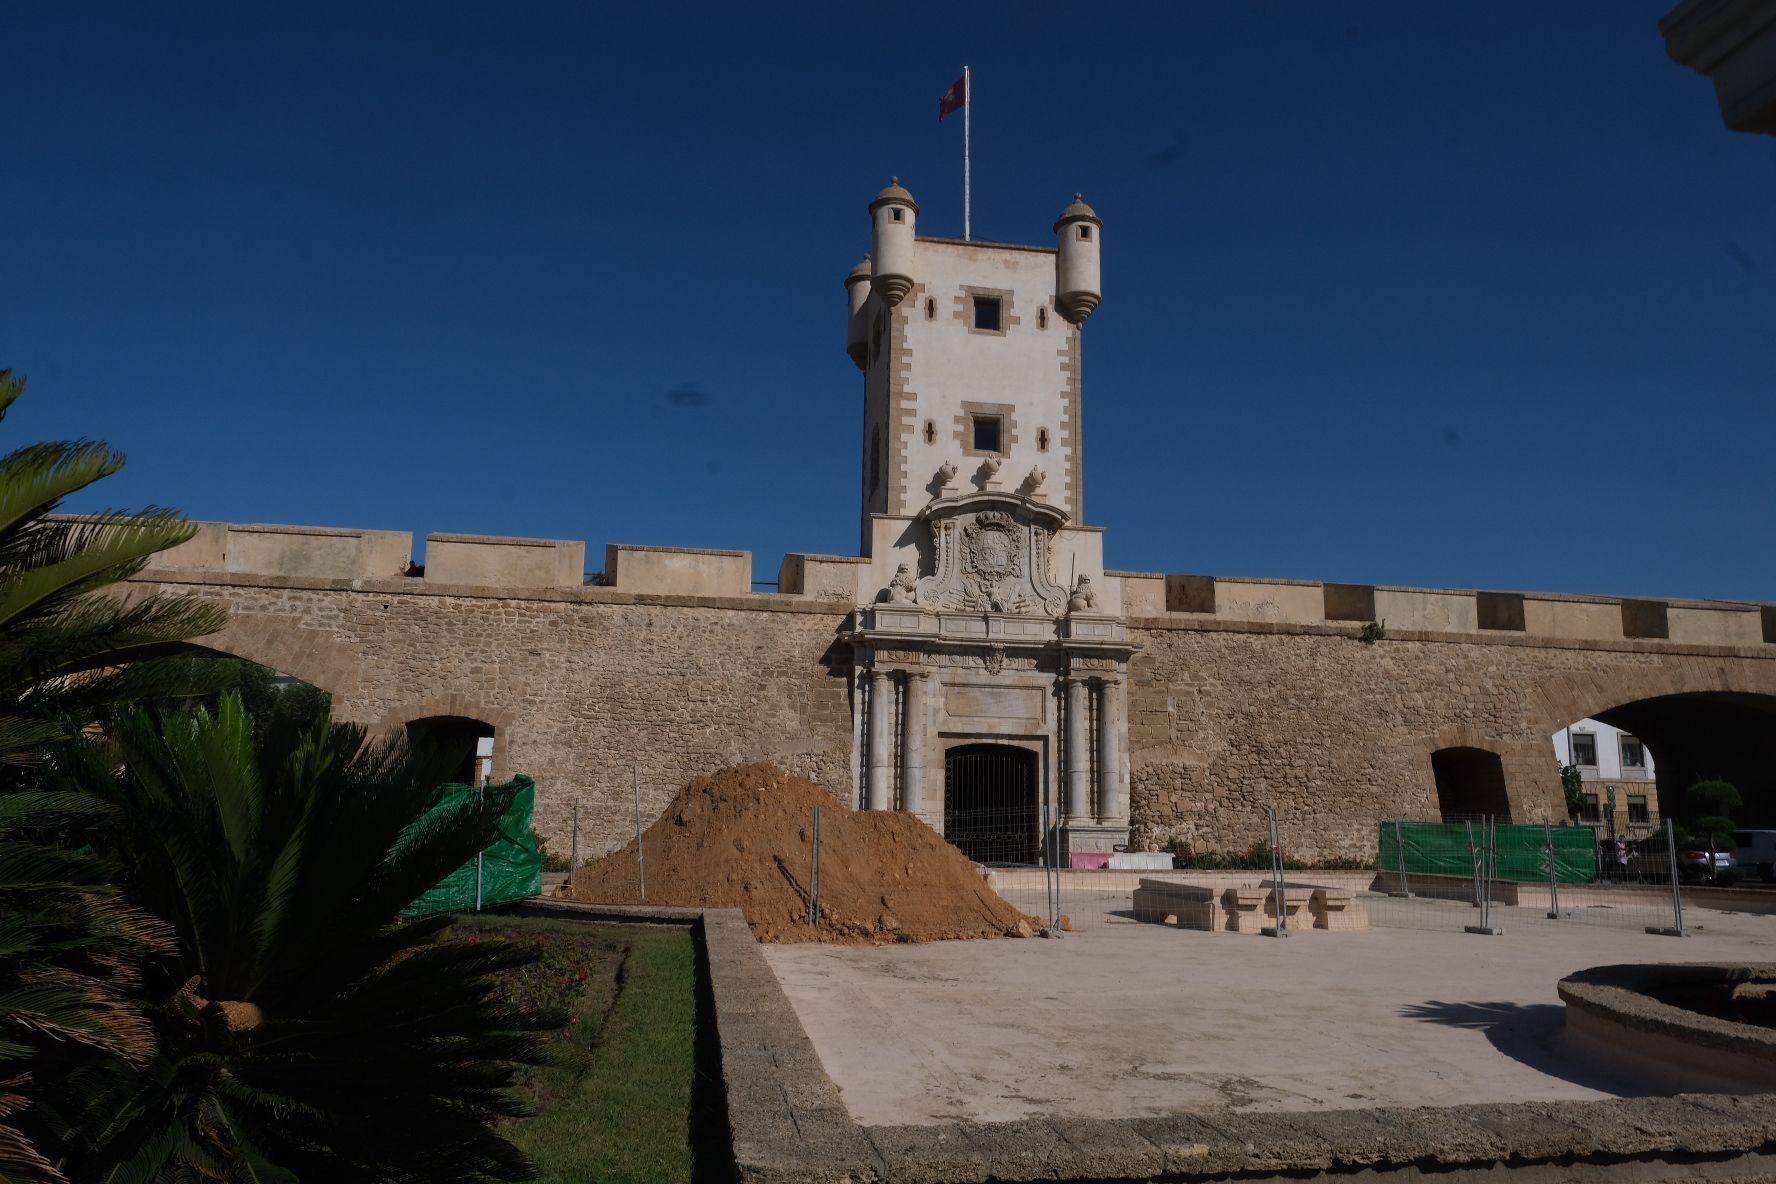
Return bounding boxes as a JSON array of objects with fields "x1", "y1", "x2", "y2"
[
  {"x1": 405, "y1": 775, "x2": 543, "y2": 917},
  {"x1": 1376, "y1": 821, "x2": 1597, "y2": 884}
]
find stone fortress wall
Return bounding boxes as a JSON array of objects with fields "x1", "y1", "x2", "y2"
[{"x1": 132, "y1": 521, "x2": 1776, "y2": 861}]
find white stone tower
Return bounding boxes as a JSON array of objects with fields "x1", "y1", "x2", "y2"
[
  {"x1": 841, "y1": 178, "x2": 1133, "y2": 868},
  {"x1": 845, "y1": 180, "x2": 1105, "y2": 563}
]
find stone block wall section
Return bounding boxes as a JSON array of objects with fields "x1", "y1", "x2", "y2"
[
  {"x1": 530, "y1": 898, "x2": 1776, "y2": 1184},
  {"x1": 132, "y1": 521, "x2": 1776, "y2": 863},
  {"x1": 127, "y1": 570, "x2": 855, "y2": 856},
  {"x1": 1124, "y1": 625, "x2": 1776, "y2": 862}
]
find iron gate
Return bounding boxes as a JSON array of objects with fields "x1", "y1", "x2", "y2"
[{"x1": 944, "y1": 743, "x2": 1039, "y2": 864}]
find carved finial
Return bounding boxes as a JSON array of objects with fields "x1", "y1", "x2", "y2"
[
  {"x1": 981, "y1": 454, "x2": 1003, "y2": 475},
  {"x1": 1075, "y1": 192, "x2": 1083, "y2": 202},
  {"x1": 891, "y1": 176, "x2": 900, "y2": 185},
  {"x1": 1024, "y1": 466, "x2": 1046, "y2": 493},
  {"x1": 937, "y1": 460, "x2": 958, "y2": 483}
]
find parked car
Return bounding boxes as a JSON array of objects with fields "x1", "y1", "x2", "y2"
[
  {"x1": 1678, "y1": 846, "x2": 1735, "y2": 882},
  {"x1": 1733, "y1": 830, "x2": 1776, "y2": 883}
]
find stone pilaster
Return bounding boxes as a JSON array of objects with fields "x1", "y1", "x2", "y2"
[
  {"x1": 866, "y1": 669, "x2": 894, "y2": 811},
  {"x1": 1065, "y1": 675, "x2": 1091, "y2": 822},
  {"x1": 901, "y1": 670, "x2": 929, "y2": 814},
  {"x1": 1097, "y1": 675, "x2": 1123, "y2": 823}
]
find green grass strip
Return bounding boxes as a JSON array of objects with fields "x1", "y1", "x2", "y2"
[{"x1": 509, "y1": 922, "x2": 701, "y2": 1184}]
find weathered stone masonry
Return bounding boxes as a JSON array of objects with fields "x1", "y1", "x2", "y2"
[
  {"x1": 129, "y1": 572, "x2": 854, "y2": 855},
  {"x1": 127, "y1": 567, "x2": 1776, "y2": 863},
  {"x1": 1126, "y1": 617, "x2": 1776, "y2": 861}
]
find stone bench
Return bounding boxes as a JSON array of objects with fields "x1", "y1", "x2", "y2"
[
  {"x1": 1368, "y1": 871, "x2": 1522, "y2": 906},
  {"x1": 1222, "y1": 885, "x2": 1270, "y2": 932},
  {"x1": 1263, "y1": 885, "x2": 1316, "y2": 931},
  {"x1": 1130, "y1": 880, "x2": 1221, "y2": 931},
  {"x1": 1298, "y1": 883, "x2": 1370, "y2": 931},
  {"x1": 1132, "y1": 879, "x2": 1368, "y2": 935}
]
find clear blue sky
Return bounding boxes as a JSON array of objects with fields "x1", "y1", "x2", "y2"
[{"x1": 5, "y1": 2, "x2": 1771, "y2": 600}]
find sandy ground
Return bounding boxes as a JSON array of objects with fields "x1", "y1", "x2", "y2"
[{"x1": 763, "y1": 889, "x2": 1776, "y2": 1126}]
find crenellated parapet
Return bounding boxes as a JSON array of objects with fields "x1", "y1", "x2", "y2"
[
  {"x1": 137, "y1": 520, "x2": 1774, "y2": 650},
  {"x1": 1113, "y1": 571, "x2": 1776, "y2": 649}
]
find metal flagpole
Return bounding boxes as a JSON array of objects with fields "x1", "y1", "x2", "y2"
[{"x1": 963, "y1": 64, "x2": 971, "y2": 242}]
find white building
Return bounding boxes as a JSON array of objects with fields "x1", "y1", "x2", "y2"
[{"x1": 1552, "y1": 719, "x2": 1659, "y2": 833}]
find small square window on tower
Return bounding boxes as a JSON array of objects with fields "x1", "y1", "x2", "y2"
[
  {"x1": 973, "y1": 296, "x2": 1001, "y2": 332},
  {"x1": 972, "y1": 415, "x2": 1002, "y2": 453}
]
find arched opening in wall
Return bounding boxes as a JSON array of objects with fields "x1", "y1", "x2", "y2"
[
  {"x1": 405, "y1": 715, "x2": 496, "y2": 785},
  {"x1": 1431, "y1": 747, "x2": 1512, "y2": 822},
  {"x1": 1553, "y1": 692, "x2": 1776, "y2": 844},
  {"x1": 943, "y1": 743, "x2": 1038, "y2": 864},
  {"x1": 142, "y1": 644, "x2": 332, "y2": 735}
]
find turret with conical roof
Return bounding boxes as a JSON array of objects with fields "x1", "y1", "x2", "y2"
[
  {"x1": 1054, "y1": 193, "x2": 1102, "y2": 325},
  {"x1": 869, "y1": 178, "x2": 918, "y2": 307},
  {"x1": 844, "y1": 257, "x2": 872, "y2": 369}
]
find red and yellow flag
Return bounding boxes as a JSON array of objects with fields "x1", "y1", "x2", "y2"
[{"x1": 938, "y1": 74, "x2": 966, "y2": 122}]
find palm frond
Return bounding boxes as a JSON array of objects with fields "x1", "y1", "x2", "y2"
[
  {"x1": 0, "y1": 370, "x2": 24, "y2": 421},
  {"x1": 0, "y1": 444, "x2": 130, "y2": 545},
  {"x1": 0, "y1": 515, "x2": 205, "y2": 639},
  {"x1": 0, "y1": 593, "x2": 225, "y2": 690}
]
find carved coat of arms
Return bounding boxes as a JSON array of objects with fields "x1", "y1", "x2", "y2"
[{"x1": 916, "y1": 503, "x2": 1068, "y2": 616}]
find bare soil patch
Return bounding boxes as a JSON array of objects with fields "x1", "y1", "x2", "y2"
[{"x1": 567, "y1": 763, "x2": 1038, "y2": 944}]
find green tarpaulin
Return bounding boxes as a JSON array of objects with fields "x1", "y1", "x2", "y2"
[
  {"x1": 1376, "y1": 820, "x2": 1597, "y2": 884},
  {"x1": 405, "y1": 775, "x2": 543, "y2": 916}
]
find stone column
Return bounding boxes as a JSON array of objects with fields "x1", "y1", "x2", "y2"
[
  {"x1": 866, "y1": 669, "x2": 894, "y2": 811},
  {"x1": 901, "y1": 670, "x2": 928, "y2": 815},
  {"x1": 1097, "y1": 676, "x2": 1123, "y2": 823},
  {"x1": 1064, "y1": 675, "x2": 1091, "y2": 822}
]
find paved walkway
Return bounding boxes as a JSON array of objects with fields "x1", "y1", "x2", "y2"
[{"x1": 764, "y1": 897, "x2": 1776, "y2": 1126}]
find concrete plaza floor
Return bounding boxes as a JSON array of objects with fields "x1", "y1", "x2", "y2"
[{"x1": 763, "y1": 890, "x2": 1776, "y2": 1127}]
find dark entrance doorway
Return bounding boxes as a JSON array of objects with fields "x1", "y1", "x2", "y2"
[
  {"x1": 405, "y1": 715, "x2": 495, "y2": 784},
  {"x1": 1431, "y1": 746, "x2": 1513, "y2": 821},
  {"x1": 943, "y1": 743, "x2": 1039, "y2": 864}
]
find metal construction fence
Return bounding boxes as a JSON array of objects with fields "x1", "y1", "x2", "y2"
[
  {"x1": 560, "y1": 785, "x2": 1776, "y2": 941},
  {"x1": 1363, "y1": 816, "x2": 1690, "y2": 937},
  {"x1": 973, "y1": 811, "x2": 1735, "y2": 939}
]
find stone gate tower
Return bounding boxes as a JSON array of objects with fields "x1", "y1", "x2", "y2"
[{"x1": 842, "y1": 179, "x2": 1135, "y2": 866}]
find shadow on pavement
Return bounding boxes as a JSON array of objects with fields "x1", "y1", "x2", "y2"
[{"x1": 1399, "y1": 999, "x2": 1678, "y2": 1097}]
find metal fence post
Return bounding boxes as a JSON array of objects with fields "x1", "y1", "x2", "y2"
[
  {"x1": 1264, "y1": 805, "x2": 1290, "y2": 938},
  {"x1": 1393, "y1": 819, "x2": 1411, "y2": 897},
  {"x1": 1648, "y1": 818, "x2": 1686, "y2": 938},
  {"x1": 570, "y1": 799, "x2": 581, "y2": 878},
  {"x1": 1051, "y1": 798, "x2": 1064, "y2": 932},
  {"x1": 475, "y1": 776, "x2": 486, "y2": 912},
  {"x1": 1543, "y1": 818, "x2": 1561, "y2": 920},
  {"x1": 633, "y1": 765, "x2": 646, "y2": 903},
  {"x1": 1041, "y1": 779, "x2": 1057, "y2": 930},
  {"x1": 1466, "y1": 820, "x2": 1479, "y2": 908},
  {"x1": 1465, "y1": 815, "x2": 1502, "y2": 935},
  {"x1": 807, "y1": 805, "x2": 823, "y2": 927}
]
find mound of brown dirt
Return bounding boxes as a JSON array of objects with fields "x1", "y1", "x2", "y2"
[{"x1": 567, "y1": 762, "x2": 1040, "y2": 943}]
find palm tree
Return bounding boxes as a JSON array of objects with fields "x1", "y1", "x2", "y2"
[
  {"x1": 53, "y1": 697, "x2": 556, "y2": 1183},
  {"x1": 0, "y1": 790, "x2": 173, "y2": 1184},
  {"x1": 0, "y1": 369, "x2": 225, "y2": 765},
  {"x1": 0, "y1": 369, "x2": 224, "y2": 1183}
]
